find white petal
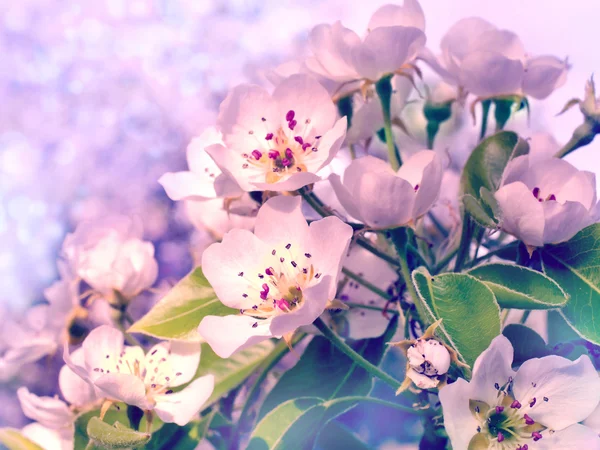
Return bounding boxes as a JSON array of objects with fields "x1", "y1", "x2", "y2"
[
  {"x1": 559, "y1": 171, "x2": 596, "y2": 209},
  {"x1": 251, "y1": 172, "x2": 323, "y2": 192},
  {"x1": 22, "y1": 423, "x2": 73, "y2": 450},
  {"x1": 82, "y1": 326, "x2": 125, "y2": 377},
  {"x1": 307, "y1": 22, "x2": 361, "y2": 82},
  {"x1": 439, "y1": 378, "x2": 479, "y2": 450},
  {"x1": 513, "y1": 354, "x2": 600, "y2": 430},
  {"x1": 302, "y1": 116, "x2": 347, "y2": 173},
  {"x1": 164, "y1": 341, "x2": 201, "y2": 387},
  {"x1": 59, "y1": 348, "x2": 97, "y2": 407},
  {"x1": 523, "y1": 55, "x2": 568, "y2": 100},
  {"x1": 495, "y1": 182, "x2": 545, "y2": 247},
  {"x1": 584, "y1": 401, "x2": 600, "y2": 433},
  {"x1": 198, "y1": 314, "x2": 274, "y2": 358},
  {"x1": 406, "y1": 368, "x2": 439, "y2": 389},
  {"x1": 253, "y1": 195, "x2": 309, "y2": 251},
  {"x1": 154, "y1": 375, "x2": 215, "y2": 426},
  {"x1": 205, "y1": 143, "x2": 260, "y2": 192},
  {"x1": 470, "y1": 335, "x2": 516, "y2": 406},
  {"x1": 368, "y1": 0, "x2": 425, "y2": 31},
  {"x1": 329, "y1": 173, "x2": 364, "y2": 222},
  {"x1": 542, "y1": 200, "x2": 590, "y2": 244},
  {"x1": 535, "y1": 424, "x2": 600, "y2": 450},
  {"x1": 94, "y1": 373, "x2": 149, "y2": 409},
  {"x1": 201, "y1": 229, "x2": 271, "y2": 309},
  {"x1": 440, "y1": 17, "x2": 496, "y2": 67},
  {"x1": 459, "y1": 50, "x2": 524, "y2": 97},
  {"x1": 523, "y1": 157, "x2": 579, "y2": 195},
  {"x1": 306, "y1": 216, "x2": 353, "y2": 298},
  {"x1": 17, "y1": 387, "x2": 74, "y2": 429},
  {"x1": 397, "y1": 150, "x2": 443, "y2": 219},
  {"x1": 270, "y1": 276, "x2": 333, "y2": 336},
  {"x1": 473, "y1": 29, "x2": 525, "y2": 61},
  {"x1": 272, "y1": 74, "x2": 337, "y2": 134},
  {"x1": 354, "y1": 26, "x2": 426, "y2": 81}
]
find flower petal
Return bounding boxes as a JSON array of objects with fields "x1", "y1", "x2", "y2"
[
  {"x1": 17, "y1": 387, "x2": 74, "y2": 429},
  {"x1": 470, "y1": 335, "x2": 516, "y2": 406},
  {"x1": 164, "y1": 341, "x2": 201, "y2": 387},
  {"x1": 253, "y1": 196, "x2": 309, "y2": 249},
  {"x1": 59, "y1": 348, "x2": 98, "y2": 407},
  {"x1": 535, "y1": 424, "x2": 600, "y2": 450},
  {"x1": 495, "y1": 182, "x2": 545, "y2": 247},
  {"x1": 82, "y1": 326, "x2": 125, "y2": 378},
  {"x1": 307, "y1": 22, "x2": 361, "y2": 82},
  {"x1": 397, "y1": 150, "x2": 443, "y2": 219},
  {"x1": 459, "y1": 50, "x2": 524, "y2": 97},
  {"x1": 368, "y1": 0, "x2": 426, "y2": 31},
  {"x1": 542, "y1": 200, "x2": 591, "y2": 244},
  {"x1": 154, "y1": 374, "x2": 215, "y2": 426},
  {"x1": 94, "y1": 373, "x2": 148, "y2": 409},
  {"x1": 439, "y1": 378, "x2": 479, "y2": 450},
  {"x1": 329, "y1": 173, "x2": 364, "y2": 222},
  {"x1": 198, "y1": 314, "x2": 274, "y2": 358},
  {"x1": 513, "y1": 354, "x2": 600, "y2": 430},
  {"x1": 523, "y1": 55, "x2": 568, "y2": 100}
]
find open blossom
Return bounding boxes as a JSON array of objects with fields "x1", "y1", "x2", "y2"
[
  {"x1": 329, "y1": 151, "x2": 443, "y2": 229},
  {"x1": 62, "y1": 218, "x2": 158, "y2": 300},
  {"x1": 421, "y1": 17, "x2": 568, "y2": 99},
  {"x1": 494, "y1": 154, "x2": 597, "y2": 248},
  {"x1": 64, "y1": 326, "x2": 214, "y2": 426},
  {"x1": 198, "y1": 195, "x2": 353, "y2": 358},
  {"x1": 440, "y1": 335, "x2": 600, "y2": 450},
  {"x1": 159, "y1": 127, "x2": 243, "y2": 201},
  {"x1": 306, "y1": 1, "x2": 426, "y2": 82},
  {"x1": 205, "y1": 74, "x2": 347, "y2": 192}
]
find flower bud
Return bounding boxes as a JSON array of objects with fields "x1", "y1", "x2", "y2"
[{"x1": 406, "y1": 338, "x2": 451, "y2": 388}]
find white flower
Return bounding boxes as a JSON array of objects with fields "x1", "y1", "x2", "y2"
[
  {"x1": 206, "y1": 74, "x2": 347, "y2": 192},
  {"x1": 198, "y1": 195, "x2": 353, "y2": 358},
  {"x1": 159, "y1": 127, "x2": 243, "y2": 201},
  {"x1": 494, "y1": 155, "x2": 597, "y2": 247},
  {"x1": 326, "y1": 244, "x2": 396, "y2": 340},
  {"x1": 329, "y1": 151, "x2": 443, "y2": 229},
  {"x1": 421, "y1": 17, "x2": 568, "y2": 99},
  {"x1": 440, "y1": 335, "x2": 600, "y2": 450},
  {"x1": 21, "y1": 423, "x2": 72, "y2": 450},
  {"x1": 306, "y1": 1, "x2": 426, "y2": 82},
  {"x1": 62, "y1": 218, "x2": 158, "y2": 300},
  {"x1": 64, "y1": 325, "x2": 214, "y2": 426},
  {"x1": 17, "y1": 388, "x2": 75, "y2": 430},
  {"x1": 406, "y1": 338, "x2": 451, "y2": 389},
  {"x1": 185, "y1": 194, "x2": 258, "y2": 239}
]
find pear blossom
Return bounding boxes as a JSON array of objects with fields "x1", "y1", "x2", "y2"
[
  {"x1": 21, "y1": 423, "x2": 72, "y2": 450},
  {"x1": 440, "y1": 335, "x2": 600, "y2": 450},
  {"x1": 159, "y1": 127, "x2": 243, "y2": 201},
  {"x1": 421, "y1": 17, "x2": 568, "y2": 100},
  {"x1": 198, "y1": 195, "x2": 353, "y2": 358},
  {"x1": 494, "y1": 155, "x2": 597, "y2": 247},
  {"x1": 326, "y1": 245, "x2": 397, "y2": 340},
  {"x1": 306, "y1": 1, "x2": 426, "y2": 82},
  {"x1": 64, "y1": 326, "x2": 214, "y2": 426},
  {"x1": 205, "y1": 74, "x2": 347, "y2": 192},
  {"x1": 329, "y1": 151, "x2": 443, "y2": 229},
  {"x1": 62, "y1": 218, "x2": 158, "y2": 301}
]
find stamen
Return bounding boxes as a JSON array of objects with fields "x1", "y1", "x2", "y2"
[
  {"x1": 286, "y1": 110, "x2": 295, "y2": 122},
  {"x1": 547, "y1": 194, "x2": 556, "y2": 201},
  {"x1": 532, "y1": 187, "x2": 540, "y2": 198},
  {"x1": 294, "y1": 136, "x2": 303, "y2": 145},
  {"x1": 510, "y1": 400, "x2": 522, "y2": 409},
  {"x1": 285, "y1": 148, "x2": 293, "y2": 159},
  {"x1": 532, "y1": 431, "x2": 543, "y2": 441},
  {"x1": 495, "y1": 406, "x2": 504, "y2": 413},
  {"x1": 268, "y1": 150, "x2": 279, "y2": 159},
  {"x1": 497, "y1": 432, "x2": 505, "y2": 443},
  {"x1": 529, "y1": 398, "x2": 536, "y2": 408},
  {"x1": 289, "y1": 119, "x2": 297, "y2": 130},
  {"x1": 252, "y1": 150, "x2": 262, "y2": 160},
  {"x1": 524, "y1": 414, "x2": 535, "y2": 425},
  {"x1": 265, "y1": 267, "x2": 274, "y2": 276},
  {"x1": 265, "y1": 133, "x2": 273, "y2": 140},
  {"x1": 252, "y1": 322, "x2": 258, "y2": 328},
  {"x1": 286, "y1": 243, "x2": 291, "y2": 249}
]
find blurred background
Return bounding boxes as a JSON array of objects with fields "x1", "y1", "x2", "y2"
[{"x1": 0, "y1": 0, "x2": 599, "y2": 441}]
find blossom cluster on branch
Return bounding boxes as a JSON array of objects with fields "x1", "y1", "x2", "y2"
[{"x1": 3, "y1": 1, "x2": 600, "y2": 450}]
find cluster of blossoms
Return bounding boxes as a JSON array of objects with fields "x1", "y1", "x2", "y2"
[{"x1": 5, "y1": 1, "x2": 600, "y2": 449}]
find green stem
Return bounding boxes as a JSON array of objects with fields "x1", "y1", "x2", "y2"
[
  {"x1": 479, "y1": 99, "x2": 492, "y2": 141},
  {"x1": 520, "y1": 310, "x2": 531, "y2": 325},
  {"x1": 389, "y1": 228, "x2": 420, "y2": 307},
  {"x1": 432, "y1": 246, "x2": 459, "y2": 274},
  {"x1": 314, "y1": 317, "x2": 402, "y2": 391},
  {"x1": 349, "y1": 143, "x2": 357, "y2": 160},
  {"x1": 346, "y1": 302, "x2": 398, "y2": 315},
  {"x1": 342, "y1": 267, "x2": 392, "y2": 300},
  {"x1": 299, "y1": 189, "x2": 330, "y2": 218},
  {"x1": 117, "y1": 315, "x2": 143, "y2": 347},
  {"x1": 376, "y1": 75, "x2": 401, "y2": 170},
  {"x1": 454, "y1": 212, "x2": 474, "y2": 272},
  {"x1": 470, "y1": 242, "x2": 519, "y2": 266},
  {"x1": 356, "y1": 238, "x2": 399, "y2": 267},
  {"x1": 325, "y1": 395, "x2": 426, "y2": 416},
  {"x1": 427, "y1": 211, "x2": 449, "y2": 238}
]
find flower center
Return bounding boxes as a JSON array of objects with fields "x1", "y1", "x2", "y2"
[
  {"x1": 468, "y1": 376, "x2": 551, "y2": 449},
  {"x1": 531, "y1": 186, "x2": 556, "y2": 203},
  {"x1": 236, "y1": 242, "x2": 321, "y2": 328},
  {"x1": 240, "y1": 110, "x2": 323, "y2": 183}
]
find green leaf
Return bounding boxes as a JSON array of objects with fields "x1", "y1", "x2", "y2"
[
  {"x1": 502, "y1": 324, "x2": 550, "y2": 366},
  {"x1": 258, "y1": 316, "x2": 398, "y2": 421},
  {"x1": 0, "y1": 429, "x2": 44, "y2": 450},
  {"x1": 468, "y1": 263, "x2": 568, "y2": 309},
  {"x1": 74, "y1": 404, "x2": 132, "y2": 450},
  {"x1": 541, "y1": 224, "x2": 600, "y2": 344},
  {"x1": 87, "y1": 418, "x2": 150, "y2": 449},
  {"x1": 460, "y1": 131, "x2": 528, "y2": 227},
  {"x1": 195, "y1": 340, "x2": 277, "y2": 407},
  {"x1": 315, "y1": 421, "x2": 371, "y2": 450},
  {"x1": 412, "y1": 267, "x2": 501, "y2": 367},
  {"x1": 128, "y1": 267, "x2": 236, "y2": 341}
]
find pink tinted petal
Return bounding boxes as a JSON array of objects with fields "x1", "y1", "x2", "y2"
[
  {"x1": 82, "y1": 326, "x2": 124, "y2": 377},
  {"x1": 17, "y1": 388, "x2": 74, "y2": 429},
  {"x1": 250, "y1": 171, "x2": 322, "y2": 192},
  {"x1": 397, "y1": 150, "x2": 442, "y2": 219},
  {"x1": 440, "y1": 17, "x2": 496, "y2": 65},
  {"x1": 154, "y1": 375, "x2": 214, "y2": 426},
  {"x1": 470, "y1": 335, "x2": 516, "y2": 406},
  {"x1": 542, "y1": 200, "x2": 590, "y2": 244},
  {"x1": 198, "y1": 315, "x2": 273, "y2": 358},
  {"x1": 535, "y1": 424, "x2": 600, "y2": 450},
  {"x1": 513, "y1": 355, "x2": 600, "y2": 430},
  {"x1": 558, "y1": 171, "x2": 596, "y2": 209},
  {"x1": 205, "y1": 143, "x2": 261, "y2": 192},
  {"x1": 94, "y1": 373, "x2": 148, "y2": 409},
  {"x1": 162, "y1": 341, "x2": 201, "y2": 387},
  {"x1": 495, "y1": 182, "x2": 545, "y2": 247},
  {"x1": 439, "y1": 378, "x2": 479, "y2": 450},
  {"x1": 307, "y1": 22, "x2": 361, "y2": 82},
  {"x1": 303, "y1": 116, "x2": 347, "y2": 173},
  {"x1": 59, "y1": 348, "x2": 97, "y2": 407},
  {"x1": 523, "y1": 55, "x2": 569, "y2": 100},
  {"x1": 329, "y1": 173, "x2": 364, "y2": 222},
  {"x1": 460, "y1": 51, "x2": 524, "y2": 97},
  {"x1": 253, "y1": 196, "x2": 309, "y2": 249},
  {"x1": 523, "y1": 158, "x2": 579, "y2": 194},
  {"x1": 368, "y1": 0, "x2": 426, "y2": 31},
  {"x1": 474, "y1": 29, "x2": 526, "y2": 61}
]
